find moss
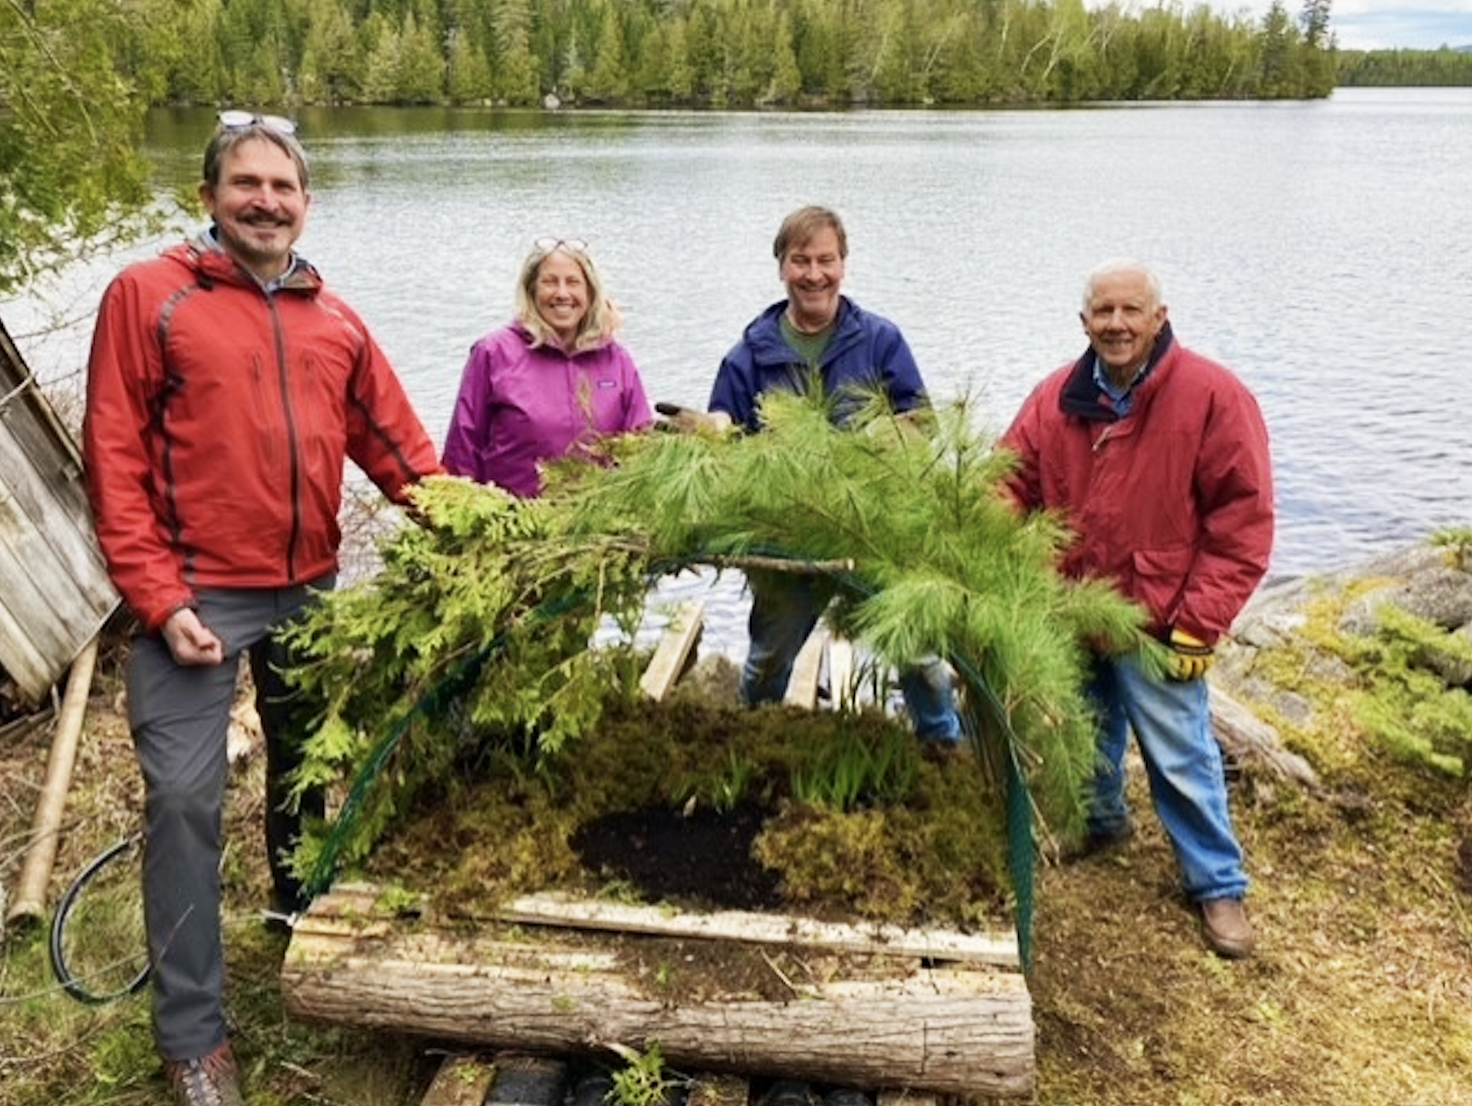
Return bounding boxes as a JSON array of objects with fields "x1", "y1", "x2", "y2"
[{"x1": 351, "y1": 694, "x2": 1012, "y2": 930}]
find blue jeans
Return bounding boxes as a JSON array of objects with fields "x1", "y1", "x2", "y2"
[
  {"x1": 740, "y1": 570, "x2": 961, "y2": 742},
  {"x1": 1085, "y1": 653, "x2": 1247, "y2": 902}
]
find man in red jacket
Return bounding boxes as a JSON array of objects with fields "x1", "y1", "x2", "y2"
[
  {"x1": 83, "y1": 112, "x2": 440, "y2": 1105},
  {"x1": 1002, "y1": 259, "x2": 1273, "y2": 960}
]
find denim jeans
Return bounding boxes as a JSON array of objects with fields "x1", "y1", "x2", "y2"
[
  {"x1": 739, "y1": 570, "x2": 962, "y2": 742},
  {"x1": 1085, "y1": 653, "x2": 1247, "y2": 902}
]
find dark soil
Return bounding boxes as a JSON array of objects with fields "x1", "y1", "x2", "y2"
[{"x1": 571, "y1": 800, "x2": 784, "y2": 912}]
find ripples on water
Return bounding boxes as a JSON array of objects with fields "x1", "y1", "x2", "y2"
[{"x1": 8, "y1": 91, "x2": 1470, "y2": 653}]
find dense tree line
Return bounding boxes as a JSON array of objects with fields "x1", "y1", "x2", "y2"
[
  {"x1": 107, "y1": 0, "x2": 1340, "y2": 110},
  {"x1": 1336, "y1": 47, "x2": 1472, "y2": 87}
]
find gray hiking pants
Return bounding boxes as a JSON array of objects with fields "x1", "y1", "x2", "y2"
[{"x1": 127, "y1": 578, "x2": 330, "y2": 1061}]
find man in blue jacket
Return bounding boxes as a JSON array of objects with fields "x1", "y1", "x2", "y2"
[{"x1": 706, "y1": 205, "x2": 961, "y2": 742}]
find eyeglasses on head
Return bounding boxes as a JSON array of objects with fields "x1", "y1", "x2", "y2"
[
  {"x1": 217, "y1": 110, "x2": 297, "y2": 136},
  {"x1": 534, "y1": 236, "x2": 590, "y2": 256}
]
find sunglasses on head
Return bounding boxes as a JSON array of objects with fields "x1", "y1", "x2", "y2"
[
  {"x1": 534, "y1": 237, "x2": 589, "y2": 255},
  {"x1": 217, "y1": 110, "x2": 297, "y2": 136}
]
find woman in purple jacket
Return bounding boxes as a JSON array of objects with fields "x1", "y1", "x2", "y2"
[{"x1": 442, "y1": 238, "x2": 653, "y2": 497}]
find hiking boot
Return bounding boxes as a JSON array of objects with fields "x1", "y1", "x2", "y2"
[
  {"x1": 1200, "y1": 897, "x2": 1256, "y2": 960},
  {"x1": 165, "y1": 1040, "x2": 245, "y2": 1106}
]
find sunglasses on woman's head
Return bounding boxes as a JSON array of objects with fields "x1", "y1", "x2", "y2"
[{"x1": 534, "y1": 237, "x2": 589, "y2": 255}]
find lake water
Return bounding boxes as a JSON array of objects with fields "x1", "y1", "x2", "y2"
[{"x1": 8, "y1": 89, "x2": 1470, "y2": 653}]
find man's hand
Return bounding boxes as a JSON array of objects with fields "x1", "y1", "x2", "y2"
[
  {"x1": 162, "y1": 606, "x2": 225, "y2": 667},
  {"x1": 655, "y1": 402, "x2": 734, "y2": 437},
  {"x1": 1167, "y1": 627, "x2": 1215, "y2": 681}
]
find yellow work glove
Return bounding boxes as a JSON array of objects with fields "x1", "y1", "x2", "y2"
[{"x1": 1167, "y1": 627, "x2": 1215, "y2": 682}]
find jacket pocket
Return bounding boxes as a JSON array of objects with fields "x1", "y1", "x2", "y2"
[{"x1": 1129, "y1": 544, "x2": 1194, "y2": 627}]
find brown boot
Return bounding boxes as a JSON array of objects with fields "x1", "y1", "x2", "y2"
[
  {"x1": 1200, "y1": 897, "x2": 1256, "y2": 959},
  {"x1": 165, "y1": 1040, "x2": 246, "y2": 1106}
]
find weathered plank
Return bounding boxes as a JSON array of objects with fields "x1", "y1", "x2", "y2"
[
  {"x1": 494, "y1": 892, "x2": 1020, "y2": 969},
  {"x1": 421, "y1": 1052, "x2": 497, "y2": 1106},
  {"x1": 827, "y1": 638, "x2": 856, "y2": 711},
  {"x1": 0, "y1": 318, "x2": 118, "y2": 701},
  {"x1": 687, "y1": 1073, "x2": 750, "y2": 1106},
  {"x1": 283, "y1": 889, "x2": 1034, "y2": 1099},
  {"x1": 783, "y1": 627, "x2": 827, "y2": 709},
  {"x1": 640, "y1": 601, "x2": 706, "y2": 702}
]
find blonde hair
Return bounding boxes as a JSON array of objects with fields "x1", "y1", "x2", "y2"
[{"x1": 514, "y1": 241, "x2": 623, "y2": 352}]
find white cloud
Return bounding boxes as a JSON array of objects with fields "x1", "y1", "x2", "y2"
[{"x1": 1232, "y1": 0, "x2": 1472, "y2": 49}]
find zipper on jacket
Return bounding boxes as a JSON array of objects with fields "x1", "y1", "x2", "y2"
[{"x1": 267, "y1": 294, "x2": 305, "y2": 580}]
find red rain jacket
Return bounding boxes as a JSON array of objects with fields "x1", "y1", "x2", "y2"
[{"x1": 84, "y1": 238, "x2": 440, "y2": 631}]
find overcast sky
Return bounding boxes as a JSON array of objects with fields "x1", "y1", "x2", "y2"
[{"x1": 1223, "y1": 0, "x2": 1472, "y2": 49}]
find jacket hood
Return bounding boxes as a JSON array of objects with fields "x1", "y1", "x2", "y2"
[
  {"x1": 743, "y1": 295, "x2": 860, "y2": 365},
  {"x1": 168, "y1": 231, "x2": 324, "y2": 294},
  {"x1": 509, "y1": 317, "x2": 620, "y2": 358}
]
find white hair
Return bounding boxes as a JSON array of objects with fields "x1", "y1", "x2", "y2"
[{"x1": 1081, "y1": 258, "x2": 1163, "y2": 311}]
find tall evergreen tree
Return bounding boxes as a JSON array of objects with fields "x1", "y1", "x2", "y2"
[
  {"x1": 447, "y1": 25, "x2": 496, "y2": 102},
  {"x1": 584, "y1": 1, "x2": 628, "y2": 102},
  {"x1": 359, "y1": 11, "x2": 403, "y2": 103},
  {"x1": 491, "y1": 0, "x2": 541, "y2": 104},
  {"x1": 398, "y1": 9, "x2": 448, "y2": 101},
  {"x1": 299, "y1": 1, "x2": 361, "y2": 104}
]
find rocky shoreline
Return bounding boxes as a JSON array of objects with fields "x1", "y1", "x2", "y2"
[{"x1": 1213, "y1": 538, "x2": 1472, "y2": 786}]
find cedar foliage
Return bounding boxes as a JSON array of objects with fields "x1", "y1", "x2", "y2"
[{"x1": 282, "y1": 389, "x2": 1152, "y2": 895}]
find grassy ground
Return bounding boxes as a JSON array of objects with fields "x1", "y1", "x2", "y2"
[{"x1": 3, "y1": 640, "x2": 1471, "y2": 1106}]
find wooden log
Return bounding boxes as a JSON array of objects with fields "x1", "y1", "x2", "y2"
[
  {"x1": 282, "y1": 888, "x2": 1033, "y2": 1099},
  {"x1": 6, "y1": 635, "x2": 97, "y2": 927},
  {"x1": 1209, "y1": 685, "x2": 1319, "y2": 787}
]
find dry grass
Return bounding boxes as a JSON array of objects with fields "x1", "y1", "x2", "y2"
[
  {"x1": 1021, "y1": 759, "x2": 1472, "y2": 1106},
  {"x1": 3, "y1": 635, "x2": 1471, "y2": 1106}
]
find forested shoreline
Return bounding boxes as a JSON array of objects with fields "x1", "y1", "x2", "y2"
[
  {"x1": 119, "y1": 0, "x2": 1352, "y2": 108},
  {"x1": 4, "y1": 0, "x2": 1470, "y2": 297}
]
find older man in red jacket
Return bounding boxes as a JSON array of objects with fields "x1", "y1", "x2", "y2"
[
  {"x1": 84, "y1": 111, "x2": 440, "y2": 1105},
  {"x1": 1002, "y1": 258, "x2": 1274, "y2": 960}
]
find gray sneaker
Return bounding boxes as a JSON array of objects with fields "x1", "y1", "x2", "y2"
[{"x1": 165, "y1": 1041, "x2": 245, "y2": 1106}]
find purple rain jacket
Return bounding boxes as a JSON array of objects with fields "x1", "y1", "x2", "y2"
[{"x1": 441, "y1": 321, "x2": 653, "y2": 497}]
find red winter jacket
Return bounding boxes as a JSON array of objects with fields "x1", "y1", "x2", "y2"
[
  {"x1": 83, "y1": 238, "x2": 440, "y2": 632},
  {"x1": 1001, "y1": 326, "x2": 1274, "y2": 644}
]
